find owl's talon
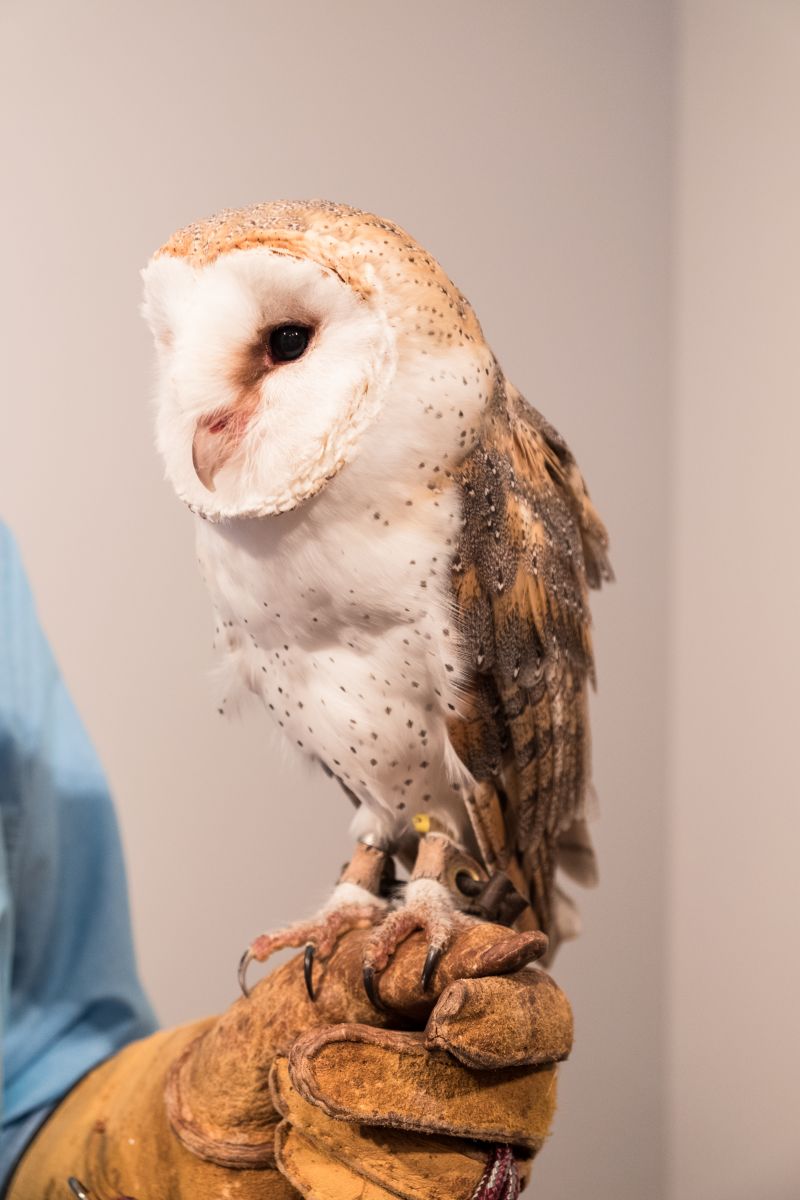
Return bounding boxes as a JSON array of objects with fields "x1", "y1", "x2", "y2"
[
  {"x1": 304, "y1": 943, "x2": 317, "y2": 1002},
  {"x1": 421, "y1": 943, "x2": 442, "y2": 992},
  {"x1": 363, "y1": 963, "x2": 387, "y2": 1012},
  {"x1": 238, "y1": 948, "x2": 254, "y2": 999}
]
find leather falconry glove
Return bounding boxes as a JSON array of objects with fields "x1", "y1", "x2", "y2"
[{"x1": 7, "y1": 924, "x2": 572, "y2": 1200}]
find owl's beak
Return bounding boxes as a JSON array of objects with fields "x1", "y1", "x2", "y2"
[{"x1": 192, "y1": 404, "x2": 254, "y2": 492}]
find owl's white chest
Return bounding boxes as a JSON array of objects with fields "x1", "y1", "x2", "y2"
[{"x1": 195, "y1": 480, "x2": 473, "y2": 849}]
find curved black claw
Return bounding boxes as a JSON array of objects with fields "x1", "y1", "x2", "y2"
[
  {"x1": 238, "y1": 948, "x2": 254, "y2": 999},
  {"x1": 67, "y1": 1179, "x2": 91, "y2": 1199},
  {"x1": 304, "y1": 943, "x2": 317, "y2": 1002},
  {"x1": 421, "y1": 943, "x2": 443, "y2": 992},
  {"x1": 363, "y1": 963, "x2": 388, "y2": 1012}
]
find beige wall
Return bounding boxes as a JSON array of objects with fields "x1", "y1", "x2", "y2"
[
  {"x1": 17, "y1": 2, "x2": 795, "y2": 1196},
  {"x1": 669, "y1": 4, "x2": 800, "y2": 1197}
]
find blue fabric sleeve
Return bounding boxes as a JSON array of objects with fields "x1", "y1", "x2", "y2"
[{"x1": 0, "y1": 522, "x2": 157, "y2": 1127}]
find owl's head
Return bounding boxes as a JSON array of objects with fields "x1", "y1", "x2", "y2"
[{"x1": 141, "y1": 201, "x2": 489, "y2": 521}]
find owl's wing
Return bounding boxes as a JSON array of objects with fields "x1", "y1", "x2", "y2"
[{"x1": 449, "y1": 374, "x2": 612, "y2": 939}]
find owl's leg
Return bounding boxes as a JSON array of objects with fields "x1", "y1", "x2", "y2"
[
  {"x1": 361, "y1": 832, "x2": 484, "y2": 1009},
  {"x1": 238, "y1": 840, "x2": 391, "y2": 1001}
]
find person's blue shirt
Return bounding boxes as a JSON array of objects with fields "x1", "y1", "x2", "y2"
[{"x1": 0, "y1": 522, "x2": 156, "y2": 1161}]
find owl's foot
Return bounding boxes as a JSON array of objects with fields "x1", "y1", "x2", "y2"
[
  {"x1": 239, "y1": 841, "x2": 392, "y2": 1001},
  {"x1": 238, "y1": 885, "x2": 388, "y2": 1001},
  {"x1": 362, "y1": 877, "x2": 478, "y2": 1010}
]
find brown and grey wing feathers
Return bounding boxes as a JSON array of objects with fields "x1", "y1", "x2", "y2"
[{"x1": 450, "y1": 374, "x2": 611, "y2": 936}]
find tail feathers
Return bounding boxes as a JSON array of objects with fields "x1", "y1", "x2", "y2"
[{"x1": 526, "y1": 813, "x2": 598, "y2": 964}]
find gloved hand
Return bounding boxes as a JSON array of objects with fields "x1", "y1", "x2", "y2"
[
  {"x1": 7, "y1": 924, "x2": 572, "y2": 1200},
  {"x1": 271, "y1": 949, "x2": 573, "y2": 1200}
]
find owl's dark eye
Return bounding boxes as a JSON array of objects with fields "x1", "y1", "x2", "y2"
[{"x1": 268, "y1": 324, "x2": 311, "y2": 363}]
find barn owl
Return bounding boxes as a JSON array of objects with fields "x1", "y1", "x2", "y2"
[{"x1": 141, "y1": 200, "x2": 611, "y2": 1004}]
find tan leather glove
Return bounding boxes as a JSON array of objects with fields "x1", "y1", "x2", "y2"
[
  {"x1": 272, "y1": 961, "x2": 572, "y2": 1200},
  {"x1": 8, "y1": 925, "x2": 571, "y2": 1200}
]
